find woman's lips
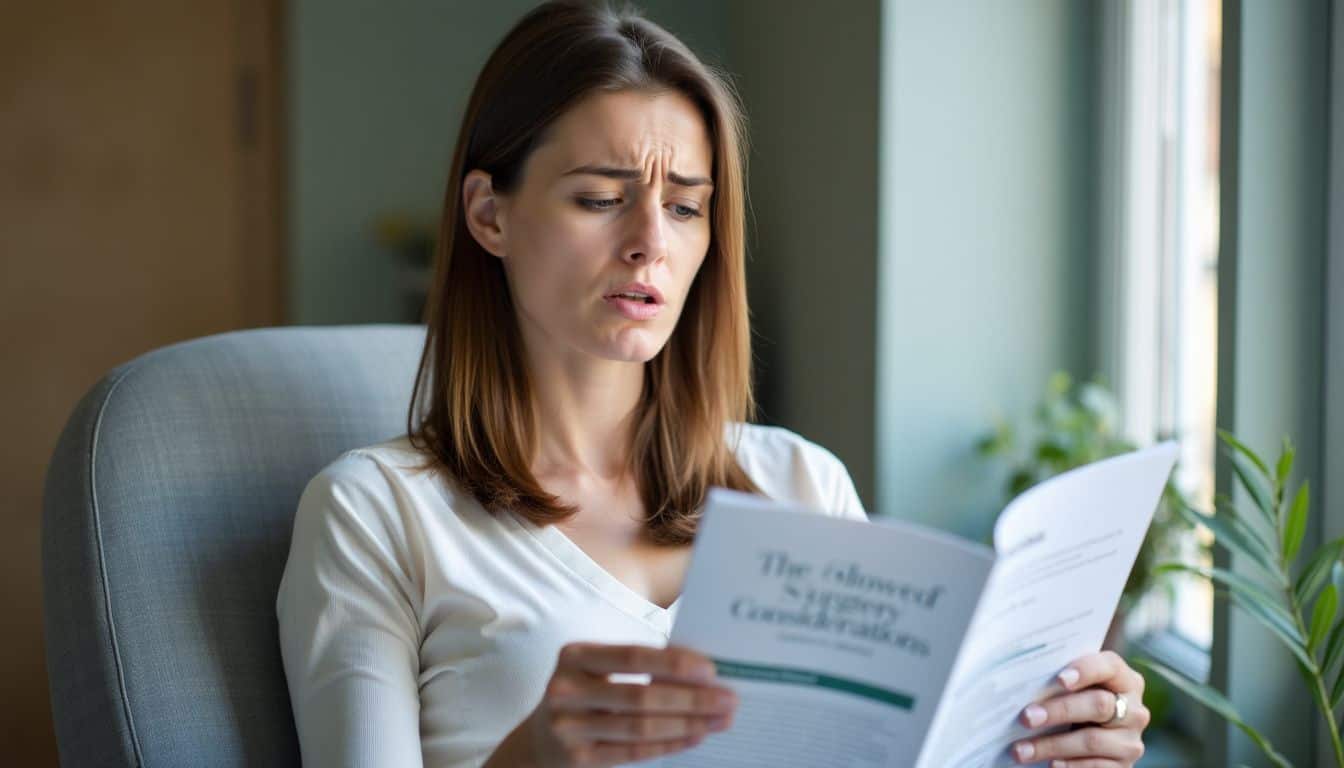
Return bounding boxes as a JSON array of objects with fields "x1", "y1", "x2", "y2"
[{"x1": 604, "y1": 295, "x2": 664, "y2": 320}]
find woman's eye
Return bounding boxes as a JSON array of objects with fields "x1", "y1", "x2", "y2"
[
  {"x1": 669, "y1": 203, "x2": 703, "y2": 220},
  {"x1": 577, "y1": 197, "x2": 702, "y2": 220},
  {"x1": 578, "y1": 197, "x2": 621, "y2": 210}
]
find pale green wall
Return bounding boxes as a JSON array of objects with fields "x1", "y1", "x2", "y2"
[{"x1": 876, "y1": 0, "x2": 1098, "y2": 535}]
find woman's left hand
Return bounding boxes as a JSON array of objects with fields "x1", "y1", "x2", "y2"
[{"x1": 1010, "y1": 650, "x2": 1150, "y2": 767}]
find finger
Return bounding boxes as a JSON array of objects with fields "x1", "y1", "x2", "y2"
[
  {"x1": 1011, "y1": 725, "x2": 1145, "y2": 764},
  {"x1": 550, "y1": 676, "x2": 738, "y2": 716},
  {"x1": 553, "y1": 711, "x2": 724, "y2": 743},
  {"x1": 1016, "y1": 690, "x2": 1152, "y2": 739},
  {"x1": 1035, "y1": 760, "x2": 1126, "y2": 768},
  {"x1": 588, "y1": 734, "x2": 707, "y2": 767},
  {"x1": 1101, "y1": 692, "x2": 1151, "y2": 731},
  {"x1": 559, "y1": 642, "x2": 718, "y2": 684},
  {"x1": 1056, "y1": 650, "x2": 1145, "y2": 694},
  {"x1": 598, "y1": 680, "x2": 738, "y2": 715},
  {"x1": 1020, "y1": 688, "x2": 1149, "y2": 729}
]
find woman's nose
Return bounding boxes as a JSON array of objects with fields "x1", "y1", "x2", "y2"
[{"x1": 620, "y1": 197, "x2": 668, "y2": 265}]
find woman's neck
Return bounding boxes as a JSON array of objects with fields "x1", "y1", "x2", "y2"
[{"x1": 525, "y1": 345, "x2": 645, "y2": 484}]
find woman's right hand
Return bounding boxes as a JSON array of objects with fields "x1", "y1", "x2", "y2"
[{"x1": 490, "y1": 641, "x2": 740, "y2": 768}]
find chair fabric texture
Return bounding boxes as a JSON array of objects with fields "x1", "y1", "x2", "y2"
[{"x1": 42, "y1": 324, "x2": 427, "y2": 767}]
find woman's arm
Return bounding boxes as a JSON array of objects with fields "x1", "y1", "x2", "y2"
[{"x1": 276, "y1": 455, "x2": 426, "y2": 767}]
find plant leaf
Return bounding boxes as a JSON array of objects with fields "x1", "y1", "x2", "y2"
[
  {"x1": 1229, "y1": 592, "x2": 1314, "y2": 669},
  {"x1": 1176, "y1": 501, "x2": 1282, "y2": 584},
  {"x1": 1132, "y1": 657, "x2": 1294, "y2": 768},
  {"x1": 1047, "y1": 370, "x2": 1072, "y2": 396},
  {"x1": 1321, "y1": 617, "x2": 1344, "y2": 678},
  {"x1": 1321, "y1": 563, "x2": 1344, "y2": 677},
  {"x1": 1035, "y1": 439, "x2": 1068, "y2": 464},
  {"x1": 1309, "y1": 583, "x2": 1338, "y2": 655},
  {"x1": 1214, "y1": 494, "x2": 1280, "y2": 547},
  {"x1": 1282, "y1": 482, "x2": 1310, "y2": 564},
  {"x1": 1008, "y1": 469, "x2": 1035, "y2": 497},
  {"x1": 976, "y1": 421, "x2": 1014, "y2": 457},
  {"x1": 1155, "y1": 562, "x2": 1296, "y2": 629},
  {"x1": 1156, "y1": 562, "x2": 1310, "y2": 666},
  {"x1": 1228, "y1": 450, "x2": 1277, "y2": 527},
  {"x1": 1294, "y1": 537, "x2": 1344, "y2": 606},
  {"x1": 1275, "y1": 436, "x2": 1295, "y2": 489},
  {"x1": 1219, "y1": 429, "x2": 1271, "y2": 476}
]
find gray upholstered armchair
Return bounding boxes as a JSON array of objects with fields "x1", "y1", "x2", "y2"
[{"x1": 41, "y1": 324, "x2": 427, "y2": 767}]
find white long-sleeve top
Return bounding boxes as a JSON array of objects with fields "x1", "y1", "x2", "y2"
[{"x1": 276, "y1": 423, "x2": 868, "y2": 767}]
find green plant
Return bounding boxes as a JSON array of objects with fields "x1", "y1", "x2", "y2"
[
  {"x1": 976, "y1": 371, "x2": 1196, "y2": 611},
  {"x1": 1134, "y1": 431, "x2": 1344, "y2": 768}
]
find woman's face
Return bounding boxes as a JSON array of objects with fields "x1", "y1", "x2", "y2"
[{"x1": 469, "y1": 89, "x2": 714, "y2": 366}]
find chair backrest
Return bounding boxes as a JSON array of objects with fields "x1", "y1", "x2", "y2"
[{"x1": 42, "y1": 324, "x2": 427, "y2": 767}]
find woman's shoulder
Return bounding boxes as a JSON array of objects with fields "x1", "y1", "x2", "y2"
[
  {"x1": 295, "y1": 434, "x2": 470, "y2": 534},
  {"x1": 726, "y1": 421, "x2": 845, "y2": 470},
  {"x1": 304, "y1": 435, "x2": 428, "y2": 496},
  {"x1": 725, "y1": 422, "x2": 867, "y2": 520}
]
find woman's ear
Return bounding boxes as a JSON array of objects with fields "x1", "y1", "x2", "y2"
[{"x1": 462, "y1": 169, "x2": 507, "y2": 259}]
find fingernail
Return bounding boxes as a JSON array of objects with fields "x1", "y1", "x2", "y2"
[
  {"x1": 1013, "y1": 741, "x2": 1034, "y2": 761},
  {"x1": 1023, "y1": 704, "x2": 1046, "y2": 726},
  {"x1": 708, "y1": 713, "x2": 731, "y2": 731},
  {"x1": 1058, "y1": 667, "x2": 1080, "y2": 688},
  {"x1": 695, "y1": 663, "x2": 718, "y2": 681},
  {"x1": 714, "y1": 689, "x2": 738, "y2": 709}
]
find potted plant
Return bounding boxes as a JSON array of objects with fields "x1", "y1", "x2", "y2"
[
  {"x1": 1134, "y1": 431, "x2": 1344, "y2": 767},
  {"x1": 976, "y1": 371, "x2": 1199, "y2": 636}
]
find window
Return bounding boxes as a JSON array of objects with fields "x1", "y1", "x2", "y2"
[{"x1": 1098, "y1": 0, "x2": 1222, "y2": 665}]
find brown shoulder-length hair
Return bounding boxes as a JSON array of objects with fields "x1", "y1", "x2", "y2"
[{"x1": 406, "y1": 0, "x2": 761, "y2": 545}]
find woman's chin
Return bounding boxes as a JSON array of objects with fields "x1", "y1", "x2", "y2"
[
  {"x1": 601, "y1": 346, "x2": 663, "y2": 364},
  {"x1": 593, "y1": 330, "x2": 669, "y2": 363}
]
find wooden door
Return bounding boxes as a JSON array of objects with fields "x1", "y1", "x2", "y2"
[{"x1": 0, "y1": 1, "x2": 284, "y2": 763}]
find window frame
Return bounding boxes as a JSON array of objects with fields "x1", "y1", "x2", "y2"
[{"x1": 1321, "y1": 4, "x2": 1344, "y2": 768}]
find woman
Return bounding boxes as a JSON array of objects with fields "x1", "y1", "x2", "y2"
[{"x1": 276, "y1": 2, "x2": 1150, "y2": 766}]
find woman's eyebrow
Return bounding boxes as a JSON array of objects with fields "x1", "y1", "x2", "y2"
[{"x1": 561, "y1": 164, "x2": 712, "y2": 188}]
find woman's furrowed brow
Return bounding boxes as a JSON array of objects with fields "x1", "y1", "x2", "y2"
[{"x1": 560, "y1": 164, "x2": 712, "y2": 188}]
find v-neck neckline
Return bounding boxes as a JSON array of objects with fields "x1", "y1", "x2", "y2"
[{"x1": 506, "y1": 511, "x2": 683, "y2": 633}]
